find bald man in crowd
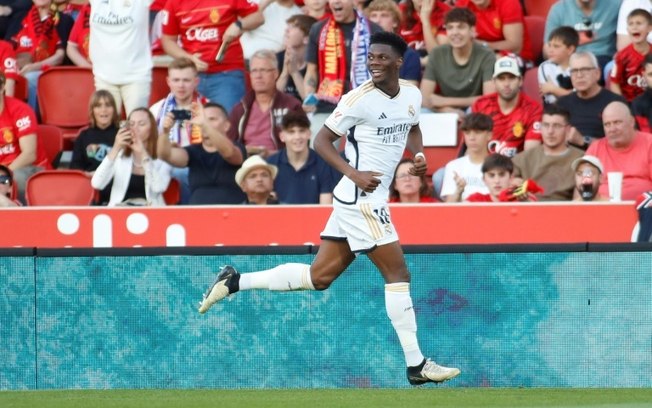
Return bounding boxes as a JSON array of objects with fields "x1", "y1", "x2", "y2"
[{"x1": 586, "y1": 101, "x2": 652, "y2": 200}]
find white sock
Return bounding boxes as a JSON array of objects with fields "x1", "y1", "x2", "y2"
[
  {"x1": 385, "y1": 282, "x2": 425, "y2": 367},
  {"x1": 239, "y1": 263, "x2": 315, "y2": 291}
]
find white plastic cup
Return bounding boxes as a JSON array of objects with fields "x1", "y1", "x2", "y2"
[{"x1": 607, "y1": 172, "x2": 623, "y2": 202}]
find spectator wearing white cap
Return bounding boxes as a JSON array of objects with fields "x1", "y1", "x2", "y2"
[
  {"x1": 235, "y1": 155, "x2": 280, "y2": 205},
  {"x1": 571, "y1": 154, "x2": 607, "y2": 202},
  {"x1": 470, "y1": 55, "x2": 542, "y2": 158}
]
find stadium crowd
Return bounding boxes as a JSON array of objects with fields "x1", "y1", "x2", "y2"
[{"x1": 1, "y1": 0, "x2": 652, "y2": 207}]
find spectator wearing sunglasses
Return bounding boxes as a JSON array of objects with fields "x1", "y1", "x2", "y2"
[{"x1": 0, "y1": 164, "x2": 20, "y2": 207}]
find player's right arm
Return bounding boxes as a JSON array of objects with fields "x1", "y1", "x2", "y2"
[{"x1": 313, "y1": 127, "x2": 381, "y2": 193}]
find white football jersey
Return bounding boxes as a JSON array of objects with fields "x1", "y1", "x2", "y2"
[{"x1": 324, "y1": 79, "x2": 421, "y2": 204}]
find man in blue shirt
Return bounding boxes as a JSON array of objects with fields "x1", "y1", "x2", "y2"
[{"x1": 267, "y1": 111, "x2": 335, "y2": 204}]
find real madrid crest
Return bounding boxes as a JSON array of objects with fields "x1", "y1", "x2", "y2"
[{"x1": 408, "y1": 105, "x2": 415, "y2": 118}]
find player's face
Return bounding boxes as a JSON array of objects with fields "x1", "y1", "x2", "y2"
[
  {"x1": 627, "y1": 15, "x2": 651, "y2": 43},
  {"x1": 394, "y1": 162, "x2": 421, "y2": 196},
  {"x1": 128, "y1": 110, "x2": 152, "y2": 142},
  {"x1": 280, "y1": 126, "x2": 311, "y2": 154},
  {"x1": 494, "y1": 73, "x2": 522, "y2": 102},
  {"x1": 241, "y1": 168, "x2": 274, "y2": 195},
  {"x1": 249, "y1": 57, "x2": 279, "y2": 93},
  {"x1": 540, "y1": 114, "x2": 568, "y2": 150},
  {"x1": 463, "y1": 130, "x2": 491, "y2": 154},
  {"x1": 167, "y1": 67, "x2": 198, "y2": 102},
  {"x1": 546, "y1": 38, "x2": 573, "y2": 65},
  {"x1": 368, "y1": 10, "x2": 397, "y2": 33},
  {"x1": 483, "y1": 168, "x2": 511, "y2": 197},
  {"x1": 367, "y1": 43, "x2": 401, "y2": 85},
  {"x1": 329, "y1": 0, "x2": 356, "y2": 23},
  {"x1": 445, "y1": 22, "x2": 474, "y2": 49},
  {"x1": 92, "y1": 97, "x2": 115, "y2": 130}
]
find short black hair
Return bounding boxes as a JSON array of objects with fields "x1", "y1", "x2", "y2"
[
  {"x1": 548, "y1": 26, "x2": 579, "y2": 48},
  {"x1": 645, "y1": 53, "x2": 652, "y2": 67},
  {"x1": 203, "y1": 102, "x2": 228, "y2": 117},
  {"x1": 444, "y1": 7, "x2": 476, "y2": 27},
  {"x1": 281, "y1": 110, "x2": 311, "y2": 130},
  {"x1": 628, "y1": 8, "x2": 652, "y2": 25},
  {"x1": 460, "y1": 113, "x2": 493, "y2": 132},
  {"x1": 370, "y1": 31, "x2": 407, "y2": 57},
  {"x1": 481, "y1": 153, "x2": 514, "y2": 174},
  {"x1": 543, "y1": 104, "x2": 571, "y2": 123}
]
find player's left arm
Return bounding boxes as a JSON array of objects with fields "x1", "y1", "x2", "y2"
[{"x1": 406, "y1": 124, "x2": 427, "y2": 177}]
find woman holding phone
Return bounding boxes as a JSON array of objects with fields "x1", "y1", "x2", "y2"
[{"x1": 91, "y1": 107, "x2": 172, "y2": 206}]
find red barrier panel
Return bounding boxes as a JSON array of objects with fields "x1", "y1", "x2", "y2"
[{"x1": 0, "y1": 202, "x2": 639, "y2": 248}]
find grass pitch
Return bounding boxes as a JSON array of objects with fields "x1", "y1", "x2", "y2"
[{"x1": 1, "y1": 388, "x2": 651, "y2": 408}]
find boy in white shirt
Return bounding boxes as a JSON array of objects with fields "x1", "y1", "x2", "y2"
[
  {"x1": 538, "y1": 26, "x2": 579, "y2": 105},
  {"x1": 440, "y1": 113, "x2": 492, "y2": 202}
]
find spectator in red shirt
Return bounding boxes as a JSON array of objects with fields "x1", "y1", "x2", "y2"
[
  {"x1": 471, "y1": 56, "x2": 542, "y2": 157},
  {"x1": 632, "y1": 53, "x2": 652, "y2": 133},
  {"x1": 12, "y1": 0, "x2": 73, "y2": 112},
  {"x1": 0, "y1": 70, "x2": 48, "y2": 203},
  {"x1": 587, "y1": 101, "x2": 652, "y2": 201},
  {"x1": 466, "y1": 153, "x2": 516, "y2": 202},
  {"x1": 454, "y1": 0, "x2": 533, "y2": 63},
  {"x1": 398, "y1": 0, "x2": 450, "y2": 57},
  {"x1": 65, "y1": 1, "x2": 90, "y2": 67},
  {"x1": 0, "y1": 39, "x2": 18, "y2": 97},
  {"x1": 161, "y1": 0, "x2": 264, "y2": 113},
  {"x1": 610, "y1": 8, "x2": 652, "y2": 102}
]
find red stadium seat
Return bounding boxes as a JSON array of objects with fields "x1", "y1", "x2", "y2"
[
  {"x1": 162, "y1": 177, "x2": 180, "y2": 205},
  {"x1": 37, "y1": 67, "x2": 95, "y2": 147},
  {"x1": 149, "y1": 66, "x2": 169, "y2": 106},
  {"x1": 523, "y1": 67, "x2": 543, "y2": 106},
  {"x1": 25, "y1": 170, "x2": 95, "y2": 206},
  {"x1": 13, "y1": 74, "x2": 28, "y2": 101},
  {"x1": 523, "y1": 0, "x2": 556, "y2": 18},
  {"x1": 37, "y1": 124, "x2": 64, "y2": 168},
  {"x1": 524, "y1": 15, "x2": 546, "y2": 64}
]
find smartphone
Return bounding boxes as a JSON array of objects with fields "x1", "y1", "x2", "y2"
[
  {"x1": 171, "y1": 109, "x2": 192, "y2": 121},
  {"x1": 303, "y1": 93, "x2": 319, "y2": 106},
  {"x1": 119, "y1": 120, "x2": 130, "y2": 130}
]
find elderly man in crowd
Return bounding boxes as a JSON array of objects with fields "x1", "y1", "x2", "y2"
[{"x1": 586, "y1": 101, "x2": 652, "y2": 201}]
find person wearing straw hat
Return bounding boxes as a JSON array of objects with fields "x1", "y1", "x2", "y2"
[{"x1": 235, "y1": 154, "x2": 279, "y2": 205}]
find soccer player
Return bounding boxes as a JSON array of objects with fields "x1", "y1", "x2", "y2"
[{"x1": 198, "y1": 31, "x2": 461, "y2": 386}]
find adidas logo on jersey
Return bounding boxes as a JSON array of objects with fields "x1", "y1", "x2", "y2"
[{"x1": 378, "y1": 112, "x2": 388, "y2": 120}]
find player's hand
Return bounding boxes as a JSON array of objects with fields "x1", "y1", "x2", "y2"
[
  {"x1": 351, "y1": 170, "x2": 383, "y2": 193},
  {"x1": 410, "y1": 155, "x2": 427, "y2": 177}
]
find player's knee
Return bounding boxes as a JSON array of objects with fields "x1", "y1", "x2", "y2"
[{"x1": 310, "y1": 275, "x2": 333, "y2": 291}]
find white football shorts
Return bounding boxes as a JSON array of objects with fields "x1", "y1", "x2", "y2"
[{"x1": 320, "y1": 201, "x2": 399, "y2": 253}]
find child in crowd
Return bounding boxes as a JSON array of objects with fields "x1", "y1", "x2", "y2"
[
  {"x1": 610, "y1": 8, "x2": 652, "y2": 102},
  {"x1": 439, "y1": 112, "x2": 492, "y2": 202},
  {"x1": 631, "y1": 53, "x2": 652, "y2": 132},
  {"x1": 538, "y1": 26, "x2": 579, "y2": 105},
  {"x1": 466, "y1": 154, "x2": 539, "y2": 202}
]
